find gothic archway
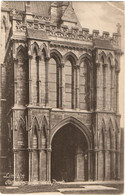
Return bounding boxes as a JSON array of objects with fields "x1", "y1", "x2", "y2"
[{"x1": 51, "y1": 120, "x2": 90, "y2": 182}]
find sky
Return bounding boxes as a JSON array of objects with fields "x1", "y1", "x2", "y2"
[{"x1": 73, "y1": 1, "x2": 124, "y2": 127}]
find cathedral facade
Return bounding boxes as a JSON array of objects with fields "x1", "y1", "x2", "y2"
[{"x1": 0, "y1": 2, "x2": 122, "y2": 185}]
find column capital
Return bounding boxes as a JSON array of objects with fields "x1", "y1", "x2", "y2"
[
  {"x1": 96, "y1": 62, "x2": 100, "y2": 67},
  {"x1": 36, "y1": 55, "x2": 41, "y2": 61},
  {"x1": 46, "y1": 148, "x2": 52, "y2": 152},
  {"x1": 28, "y1": 148, "x2": 33, "y2": 152},
  {"x1": 13, "y1": 149, "x2": 18, "y2": 153},
  {"x1": 13, "y1": 57, "x2": 18, "y2": 63},
  {"x1": 103, "y1": 63, "x2": 108, "y2": 67},
  {"x1": 45, "y1": 56, "x2": 50, "y2": 61},
  {"x1": 74, "y1": 64, "x2": 80, "y2": 69},
  {"x1": 60, "y1": 62, "x2": 64, "y2": 68},
  {"x1": 28, "y1": 54, "x2": 33, "y2": 59}
]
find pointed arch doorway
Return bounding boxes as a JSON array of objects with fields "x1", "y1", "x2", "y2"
[{"x1": 51, "y1": 123, "x2": 89, "y2": 182}]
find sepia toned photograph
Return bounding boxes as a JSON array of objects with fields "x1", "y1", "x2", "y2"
[{"x1": 0, "y1": 1, "x2": 124, "y2": 194}]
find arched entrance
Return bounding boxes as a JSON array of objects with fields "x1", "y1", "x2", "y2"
[{"x1": 51, "y1": 123, "x2": 88, "y2": 182}]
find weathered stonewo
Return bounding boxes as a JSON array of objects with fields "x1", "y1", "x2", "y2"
[{"x1": 0, "y1": 1, "x2": 123, "y2": 185}]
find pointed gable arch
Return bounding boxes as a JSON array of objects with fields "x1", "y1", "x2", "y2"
[
  {"x1": 51, "y1": 116, "x2": 91, "y2": 149},
  {"x1": 32, "y1": 116, "x2": 40, "y2": 132},
  {"x1": 107, "y1": 52, "x2": 114, "y2": 67},
  {"x1": 50, "y1": 49, "x2": 62, "y2": 65},
  {"x1": 108, "y1": 118, "x2": 114, "y2": 132},
  {"x1": 63, "y1": 51, "x2": 78, "y2": 65},
  {"x1": 17, "y1": 117, "x2": 27, "y2": 148},
  {"x1": 115, "y1": 120, "x2": 120, "y2": 133},
  {"x1": 79, "y1": 53, "x2": 92, "y2": 67},
  {"x1": 41, "y1": 116, "x2": 48, "y2": 148},
  {"x1": 32, "y1": 116, "x2": 40, "y2": 149},
  {"x1": 41, "y1": 115, "x2": 48, "y2": 128},
  {"x1": 115, "y1": 59, "x2": 120, "y2": 72},
  {"x1": 102, "y1": 118, "x2": 106, "y2": 131},
  {"x1": 41, "y1": 116, "x2": 48, "y2": 138},
  {"x1": 2, "y1": 15, "x2": 8, "y2": 30},
  {"x1": 99, "y1": 51, "x2": 107, "y2": 64},
  {"x1": 16, "y1": 45, "x2": 26, "y2": 62},
  {"x1": 108, "y1": 118, "x2": 115, "y2": 149},
  {"x1": 40, "y1": 43, "x2": 49, "y2": 58},
  {"x1": 31, "y1": 42, "x2": 39, "y2": 56},
  {"x1": 99, "y1": 118, "x2": 106, "y2": 149},
  {"x1": 17, "y1": 117, "x2": 25, "y2": 129}
]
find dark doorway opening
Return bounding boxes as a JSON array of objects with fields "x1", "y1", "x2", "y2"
[{"x1": 51, "y1": 123, "x2": 88, "y2": 182}]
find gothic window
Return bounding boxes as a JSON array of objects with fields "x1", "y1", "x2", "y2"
[
  {"x1": 32, "y1": 48, "x2": 39, "y2": 105},
  {"x1": 49, "y1": 57, "x2": 61, "y2": 108},
  {"x1": 107, "y1": 57, "x2": 113, "y2": 110},
  {"x1": 102, "y1": 56, "x2": 106, "y2": 109},
  {"x1": 115, "y1": 61, "x2": 119, "y2": 113},
  {"x1": 40, "y1": 49, "x2": 46, "y2": 105},
  {"x1": 65, "y1": 59, "x2": 74, "y2": 109},
  {"x1": 80, "y1": 59, "x2": 91, "y2": 110},
  {"x1": 17, "y1": 48, "x2": 27, "y2": 105}
]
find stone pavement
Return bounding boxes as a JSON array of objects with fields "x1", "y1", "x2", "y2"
[{"x1": 0, "y1": 181, "x2": 123, "y2": 194}]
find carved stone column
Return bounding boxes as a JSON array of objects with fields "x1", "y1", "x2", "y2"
[
  {"x1": 116, "y1": 71, "x2": 119, "y2": 113},
  {"x1": 61, "y1": 62, "x2": 65, "y2": 109},
  {"x1": 110, "y1": 66, "x2": 114, "y2": 111},
  {"x1": 13, "y1": 149, "x2": 18, "y2": 182},
  {"x1": 38, "y1": 149, "x2": 42, "y2": 181},
  {"x1": 46, "y1": 148, "x2": 52, "y2": 182},
  {"x1": 87, "y1": 151, "x2": 91, "y2": 180},
  {"x1": 36, "y1": 56, "x2": 41, "y2": 105},
  {"x1": 94, "y1": 148, "x2": 98, "y2": 180},
  {"x1": 13, "y1": 58, "x2": 18, "y2": 106},
  {"x1": 45, "y1": 57, "x2": 50, "y2": 106},
  {"x1": 28, "y1": 149, "x2": 33, "y2": 182},
  {"x1": 95, "y1": 63, "x2": 100, "y2": 110},
  {"x1": 76, "y1": 65, "x2": 80, "y2": 109},
  {"x1": 28, "y1": 55, "x2": 33, "y2": 105}
]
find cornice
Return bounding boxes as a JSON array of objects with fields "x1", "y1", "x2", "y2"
[{"x1": 50, "y1": 40, "x2": 93, "y2": 51}]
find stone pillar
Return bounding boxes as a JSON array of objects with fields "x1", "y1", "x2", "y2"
[
  {"x1": 28, "y1": 149, "x2": 33, "y2": 182},
  {"x1": 95, "y1": 63, "x2": 100, "y2": 110},
  {"x1": 75, "y1": 146, "x2": 85, "y2": 181},
  {"x1": 111, "y1": 150, "x2": 115, "y2": 179},
  {"x1": 36, "y1": 56, "x2": 41, "y2": 105},
  {"x1": 13, "y1": 149, "x2": 18, "y2": 182},
  {"x1": 76, "y1": 65, "x2": 80, "y2": 109},
  {"x1": 61, "y1": 62, "x2": 65, "y2": 109},
  {"x1": 116, "y1": 71, "x2": 119, "y2": 113},
  {"x1": 45, "y1": 57, "x2": 49, "y2": 106},
  {"x1": 103, "y1": 64, "x2": 107, "y2": 110},
  {"x1": 105, "y1": 150, "x2": 109, "y2": 180},
  {"x1": 46, "y1": 148, "x2": 52, "y2": 182},
  {"x1": 13, "y1": 58, "x2": 18, "y2": 106},
  {"x1": 38, "y1": 149, "x2": 42, "y2": 181},
  {"x1": 87, "y1": 151, "x2": 91, "y2": 180},
  {"x1": 117, "y1": 150, "x2": 121, "y2": 179},
  {"x1": 94, "y1": 149, "x2": 98, "y2": 180},
  {"x1": 28, "y1": 55, "x2": 33, "y2": 105},
  {"x1": 75, "y1": 153, "x2": 84, "y2": 181},
  {"x1": 110, "y1": 67, "x2": 113, "y2": 111}
]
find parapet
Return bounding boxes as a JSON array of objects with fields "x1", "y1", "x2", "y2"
[{"x1": 8, "y1": 8, "x2": 121, "y2": 49}]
